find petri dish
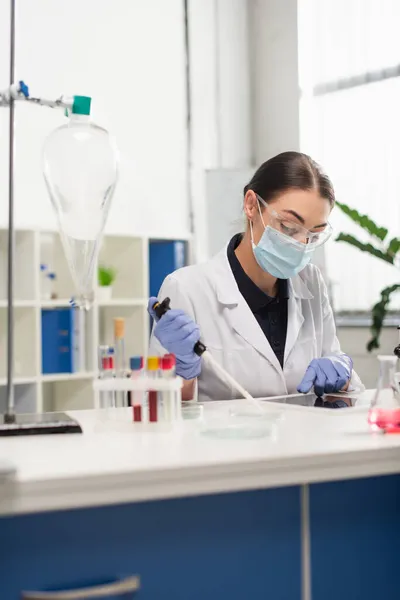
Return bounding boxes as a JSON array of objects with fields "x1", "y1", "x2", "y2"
[
  {"x1": 182, "y1": 404, "x2": 204, "y2": 421},
  {"x1": 229, "y1": 406, "x2": 283, "y2": 423},
  {"x1": 200, "y1": 424, "x2": 274, "y2": 440},
  {"x1": 200, "y1": 413, "x2": 277, "y2": 440}
]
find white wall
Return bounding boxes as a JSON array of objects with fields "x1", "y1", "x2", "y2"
[
  {"x1": 247, "y1": 0, "x2": 330, "y2": 283},
  {"x1": 2, "y1": 0, "x2": 255, "y2": 258},
  {"x1": 188, "y1": 0, "x2": 252, "y2": 262},
  {"x1": 0, "y1": 0, "x2": 264, "y2": 268},
  {"x1": 0, "y1": 0, "x2": 190, "y2": 239},
  {"x1": 338, "y1": 327, "x2": 399, "y2": 390},
  {"x1": 249, "y1": 0, "x2": 300, "y2": 163}
]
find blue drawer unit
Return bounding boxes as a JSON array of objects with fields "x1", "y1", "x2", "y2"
[
  {"x1": 149, "y1": 240, "x2": 187, "y2": 298},
  {"x1": 0, "y1": 486, "x2": 302, "y2": 599},
  {"x1": 310, "y1": 474, "x2": 400, "y2": 600},
  {"x1": 41, "y1": 308, "x2": 81, "y2": 374}
]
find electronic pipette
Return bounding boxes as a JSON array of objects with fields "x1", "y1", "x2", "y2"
[{"x1": 152, "y1": 298, "x2": 262, "y2": 409}]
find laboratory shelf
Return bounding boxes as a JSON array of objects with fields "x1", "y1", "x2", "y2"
[
  {"x1": 0, "y1": 376, "x2": 37, "y2": 386},
  {"x1": 0, "y1": 300, "x2": 36, "y2": 308},
  {"x1": 148, "y1": 232, "x2": 193, "y2": 241},
  {"x1": 0, "y1": 227, "x2": 190, "y2": 410},
  {"x1": 40, "y1": 298, "x2": 72, "y2": 308},
  {"x1": 0, "y1": 381, "x2": 38, "y2": 414},
  {"x1": 41, "y1": 298, "x2": 148, "y2": 308},
  {"x1": 98, "y1": 298, "x2": 147, "y2": 307},
  {"x1": 41, "y1": 371, "x2": 96, "y2": 383}
]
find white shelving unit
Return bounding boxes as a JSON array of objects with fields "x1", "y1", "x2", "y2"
[{"x1": 0, "y1": 228, "x2": 190, "y2": 413}]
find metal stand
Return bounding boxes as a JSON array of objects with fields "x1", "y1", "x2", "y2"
[
  {"x1": 5, "y1": 0, "x2": 16, "y2": 423},
  {"x1": 0, "y1": 0, "x2": 81, "y2": 435}
]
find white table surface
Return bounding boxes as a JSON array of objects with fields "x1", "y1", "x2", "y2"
[{"x1": 1, "y1": 390, "x2": 400, "y2": 516}]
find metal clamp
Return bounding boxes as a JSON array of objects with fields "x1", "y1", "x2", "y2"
[
  {"x1": 0, "y1": 81, "x2": 72, "y2": 111},
  {"x1": 21, "y1": 575, "x2": 140, "y2": 599}
]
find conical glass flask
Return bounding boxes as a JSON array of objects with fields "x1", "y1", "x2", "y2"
[
  {"x1": 43, "y1": 96, "x2": 118, "y2": 309},
  {"x1": 368, "y1": 355, "x2": 400, "y2": 432}
]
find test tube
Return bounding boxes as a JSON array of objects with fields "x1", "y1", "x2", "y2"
[
  {"x1": 114, "y1": 318, "x2": 127, "y2": 407},
  {"x1": 160, "y1": 354, "x2": 176, "y2": 422},
  {"x1": 98, "y1": 345, "x2": 109, "y2": 372},
  {"x1": 147, "y1": 356, "x2": 159, "y2": 423},
  {"x1": 130, "y1": 356, "x2": 144, "y2": 422},
  {"x1": 97, "y1": 346, "x2": 106, "y2": 409},
  {"x1": 98, "y1": 345, "x2": 115, "y2": 409}
]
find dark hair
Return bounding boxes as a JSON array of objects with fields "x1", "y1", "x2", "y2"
[{"x1": 243, "y1": 151, "x2": 335, "y2": 206}]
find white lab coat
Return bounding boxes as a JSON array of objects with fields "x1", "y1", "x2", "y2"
[{"x1": 149, "y1": 245, "x2": 363, "y2": 402}]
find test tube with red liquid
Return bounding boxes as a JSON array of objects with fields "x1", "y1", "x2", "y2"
[
  {"x1": 130, "y1": 356, "x2": 144, "y2": 422},
  {"x1": 98, "y1": 345, "x2": 115, "y2": 409},
  {"x1": 160, "y1": 354, "x2": 177, "y2": 422},
  {"x1": 147, "y1": 357, "x2": 159, "y2": 422}
]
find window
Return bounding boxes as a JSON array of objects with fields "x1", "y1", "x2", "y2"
[{"x1": 299, "y1": 0, "x2": 400, "y2": 312}]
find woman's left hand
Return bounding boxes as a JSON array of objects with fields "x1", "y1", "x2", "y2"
[{"x1": 297, "y1": 355, "x2": 353, "y2": 396}]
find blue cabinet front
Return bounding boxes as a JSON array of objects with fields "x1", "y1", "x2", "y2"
[
  {"x1": 310, "y1": 474, "x2": 400, "y2": 600},
  {"x1": 0, "y1": 486, "x2": 302, "y2": 599}
]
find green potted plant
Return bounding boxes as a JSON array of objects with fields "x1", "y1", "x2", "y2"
[
  {"x1": 97, "y1": 264, "x2": 117, "y2": 302},
  {"x1": 336, "y1": 201, "x2": 400, "y2": 351}
]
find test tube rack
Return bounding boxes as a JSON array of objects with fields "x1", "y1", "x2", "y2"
[{"x1": 93, "y1": 375, "x2": 183, "y2": 427}]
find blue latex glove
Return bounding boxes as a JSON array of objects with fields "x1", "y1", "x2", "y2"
[
  {"x1": 297, "y1": 355, "x2": 353, "y2": 397},
  {"x1": 148, "y1": 297, "x2": 201, "y2": 380}
]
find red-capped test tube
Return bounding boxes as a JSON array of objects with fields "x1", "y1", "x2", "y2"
[
  {"x1": 161, "y1": 354, "x2": 176, "y2": 376},
  {"x1": 160, "y1": 354, "x2": 177, "y2": 421},
  {"x1": 99, "y1": 345, "x2": 109, "y2": 371},
  {"x1": 102, "y1": 353, "x2": 114, "y2": 372},
  {"x1": 98, "y1": 346, "x2": 115, "y2": 409}
]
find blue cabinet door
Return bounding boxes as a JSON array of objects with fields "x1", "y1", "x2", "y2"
[
  {"x1": 310, "y1": 474, "x2": 400, "y2": 600},
  {"x1": 149, "y1": 240, "x2": 187, "y2": 298},
  {"x1": 0, "y1": 486, "x2": 301, "y2": 599}
]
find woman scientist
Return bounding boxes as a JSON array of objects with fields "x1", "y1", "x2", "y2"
[{"x1": 148, "y1": 151, "x2": 362, "y2": 402}]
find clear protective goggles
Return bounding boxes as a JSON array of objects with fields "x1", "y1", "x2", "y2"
[{"x1": 256, "y1": 194, "x2": 333, "y2": 248}]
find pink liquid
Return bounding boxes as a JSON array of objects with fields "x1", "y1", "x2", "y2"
[{"x1": 368, "y1": 407, "x2": 400, "y2": 432}]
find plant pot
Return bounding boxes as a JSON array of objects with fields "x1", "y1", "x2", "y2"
[{"x1": 97, "y1": 286, "x2": 113, "y2": 303}]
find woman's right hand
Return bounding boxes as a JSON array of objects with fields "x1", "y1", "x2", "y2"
[{"x1": 148, "y1": 297, "x2": 202, "y2": 380}]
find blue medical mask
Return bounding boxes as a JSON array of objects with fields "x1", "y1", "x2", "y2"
[{"x1": 250, "y1": 204, "x2": 315, "y2": 279}]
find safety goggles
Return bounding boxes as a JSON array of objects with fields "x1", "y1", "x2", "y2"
[{"x1": 256, "y1": 194, "x2": 333, "y2": 248}]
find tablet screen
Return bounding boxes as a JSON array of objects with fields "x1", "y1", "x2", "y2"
[{"x1": 264, "y1": 393, "x2": 361, "y2": 409}]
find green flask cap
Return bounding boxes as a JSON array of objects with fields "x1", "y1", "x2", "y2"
[{"x1": 71, "y1": 95, "x2": 92, "y2": 116}]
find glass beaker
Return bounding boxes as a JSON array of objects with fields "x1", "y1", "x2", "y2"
[{"x1": 368, "y1": 355, "x2": 400, "y2": 432}]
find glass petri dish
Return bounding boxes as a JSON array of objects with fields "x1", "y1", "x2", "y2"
[
  {"x1": 229, "y1": 406, "x2": 283, "y2": 424},
  {"x1": 200, "y1": 413, "x2": 277, "y2": 440},
  {"x1": 182, "y1": 404, "x2": 204, "y2": 421}
]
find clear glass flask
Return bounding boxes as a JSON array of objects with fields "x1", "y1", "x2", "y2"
[
  {"x1": 43, "y1": 96, "x2": 118, "y2": 310},
  {"x1": 368, "y1": 355, "x2": 400, "y2": 432}
]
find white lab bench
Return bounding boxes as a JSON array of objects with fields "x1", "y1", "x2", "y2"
[{"x1": 1, "y1": 391, "x2": 400, "y2": 599}]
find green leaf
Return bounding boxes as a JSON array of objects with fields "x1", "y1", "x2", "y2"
[
  {"x1": 335, "y1": 233, "x2": 394, "y2": 264},
  {"x1": 336, "y1": 201, "x2": 388, "y2": 241},
  {"x1": 367, "y1": 284, "x2": 400, "y2": 352},
  {"x1": 387, "y1": 237, "x2": 400, "y2": 258},
  {"x1": 98, "y1": 265, "x2": 117, "y2": 286}
]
